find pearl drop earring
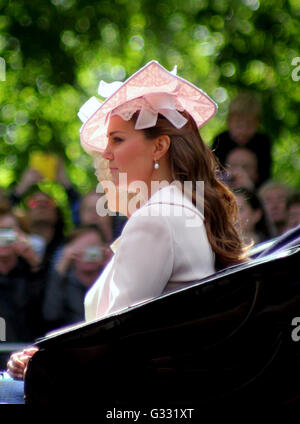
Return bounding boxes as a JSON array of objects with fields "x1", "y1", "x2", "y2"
[{"x1": 154, "y1": 160, "x2": 159, "y2": 170}]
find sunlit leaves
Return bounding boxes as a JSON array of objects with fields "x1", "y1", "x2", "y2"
[{"x1": 0, "y1": 0, "x2": 299, "y2": 194}]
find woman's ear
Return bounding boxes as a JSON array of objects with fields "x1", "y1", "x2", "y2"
[{"x1": 153, "y1": 135, "x2": 171, "y2": 160}]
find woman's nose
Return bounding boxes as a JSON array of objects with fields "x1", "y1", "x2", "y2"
[{"x1": 102, "y1": 143, "x2": 113, "y2": 160}]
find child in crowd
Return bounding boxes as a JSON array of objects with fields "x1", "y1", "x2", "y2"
[{"x1": 212, "y1": 91, "x2": 272, "y2": 188}]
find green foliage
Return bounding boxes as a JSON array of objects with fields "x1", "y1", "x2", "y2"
[{"x1": 0, "y1": 0, "x2": 300, "y2": 197}]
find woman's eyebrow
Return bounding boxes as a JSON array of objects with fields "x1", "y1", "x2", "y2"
[{"x1": 108, "y1": 131, "x2": 126, "y2": 137}]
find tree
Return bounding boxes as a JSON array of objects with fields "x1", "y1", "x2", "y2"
[{"x1": 0, "y1": 0, "x2": 299, "y2": 201}]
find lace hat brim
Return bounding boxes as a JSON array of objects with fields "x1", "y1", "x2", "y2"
[{"x1": 78, "y1": 60, "x2": 217, "y2": 153}]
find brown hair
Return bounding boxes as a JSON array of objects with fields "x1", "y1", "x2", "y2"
[{"x1": 132, "y1": 111, "x2": 250, "y2": 269}]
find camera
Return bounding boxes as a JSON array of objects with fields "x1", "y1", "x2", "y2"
[
  {"x1": 82, "y1": 246, "x2": 104, "y2": 262},
  {"x1": 0, "y1": 229, "x2": 17, "y2": 247}
]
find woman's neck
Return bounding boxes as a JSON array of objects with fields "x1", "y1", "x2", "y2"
[{"x1": 127, "y1": 173, "x2": 173, "y2": 218}]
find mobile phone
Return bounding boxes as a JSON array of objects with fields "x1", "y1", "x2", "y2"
[
  {"x1": 0, "y1": 229, "x2": 17, "y2": 247},
  {"x1": 29, "y1": 152, "x2": 58, "y2": 181}
]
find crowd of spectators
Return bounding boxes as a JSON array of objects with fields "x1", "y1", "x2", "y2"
[
  {"x1": 1, "y1": 90, "x2": 299, "y2": 345},
  {"x1": 213, "y1": 91, "x2": 300, "y2": 248},
  {"x1": 0, "y1": 161, "x2": 127, "y2": 343}
]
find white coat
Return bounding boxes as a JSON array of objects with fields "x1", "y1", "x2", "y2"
[{"x1": 84, "y1": 183, "x2": 215, "y2": 321}]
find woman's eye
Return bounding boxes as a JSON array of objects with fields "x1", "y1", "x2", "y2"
[{"x1": 113, "y1": 137, "x2": 124, "y2": 143}]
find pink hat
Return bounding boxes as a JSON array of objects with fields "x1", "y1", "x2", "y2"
[{"x1": 78, "y1": 60, "x2": 217, "y2": 153}]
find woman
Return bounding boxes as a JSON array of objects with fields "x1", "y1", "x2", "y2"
[{"x1": 6, "y1": 61, "x2": 249, "y2": 382}]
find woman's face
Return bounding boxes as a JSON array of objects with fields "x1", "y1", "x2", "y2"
[
  {"x1": 102, "y1": 115, "x2": 155, "y2": 189},
  {"x1": 286, "y1": 203, "x2": 300, "y2": 230},
  {"x1": 236, "y1": 193, "x2": 261, "y2": 234},
  {"x1": 228, "y1": 114, "x2": 259, "y2": 145},
  {"x1": 226, "y1": 147, "x2": 258, "y2": 186},
  {"x1": 27, "y1": 192, "x2": 58, "y2": 224},
  {"x1": 261, "y1": 187, "x2": 288, "y2": 224}
]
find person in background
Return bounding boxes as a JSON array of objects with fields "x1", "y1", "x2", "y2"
[
  {"x1": 78, "y1": 189, "x2": 127, "y2": 242},
  {"x1": 10, "y1": 157, "x2": 80, "y2": 221},
  {"x1": 212, "y1": 91, "x2": 272, "y2": 188},
  {"x1": 234, "y1": 187, "x2": 276, "y2": 245},
  {"x1": 224, "y1": 147, "x2": 259, "y2": 190},
  {"x1": 10, "y1": 158, "x2": 126, "y2": 243},
  {"x1": 12, "y1": 190, "x2": 66, "y2": 337},
  {"x1": 24, "y1": 190, "x2": 66, "y2": 270},
  {"x1": 79, "y1": 191, "x2": 113, "y2": 244},
  {"x1": 42, "y1": 225, "x2": 110, "y2": 331},
  {"x1": 285, "y1": 190, "x2": 300, "y2": 232},
  {"x1": 8, "y1": 159, "x2": 73, "y2": 266},
  {"x1": 0, "y1": 189, "x2": 11, "y2": 215},
  {"x1": 258, "y1": 180, "x2": 292, "y2": 236},
  {"x1": 0, "y1": 212, "x2": 43, "y2": 342}
]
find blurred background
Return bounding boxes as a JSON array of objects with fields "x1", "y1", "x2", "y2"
[{"x1": 0, "y1": 0, "x2": 300, "y2": 201}]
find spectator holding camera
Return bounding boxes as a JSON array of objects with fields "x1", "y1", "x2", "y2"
[
  {"x1": 0, "y1": 212, "x2": 43, "y2": 342},
  {"x1": 10, "y1": 156, "x2": 80, "y2": 213},
  {"x1": 10, "y1": 163, "x2": 67, "y2": 246},
  {"x1": 42, "y1": 225, "x2": 110, "y2": 330},
  {"x1": 78, "y1": 190, "x2": 128, "y2": 243},
  {"x1": 10, "y1": 156, "x2": 79, "y2": 257}
]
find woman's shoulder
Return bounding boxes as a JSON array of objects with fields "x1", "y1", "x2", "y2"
[
  {"x1": 148, "y1": 184, "x2": 203, "y2": 215},
  {"x1": 127, "y1": 184, "x2": 204, "y2": 230}
]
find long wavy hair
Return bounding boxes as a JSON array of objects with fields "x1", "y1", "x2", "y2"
[{"x1": 132, "y1": 111, "x2": 250, "y2": 269}]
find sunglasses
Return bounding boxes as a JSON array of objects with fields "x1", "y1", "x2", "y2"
[{"x1": 27, "y1": 198, "x2": 56, "y2": 209}]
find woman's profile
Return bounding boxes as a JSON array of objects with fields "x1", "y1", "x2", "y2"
[{"x1": 6, "y1": 61, "x2": 249, "y2": 385}]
